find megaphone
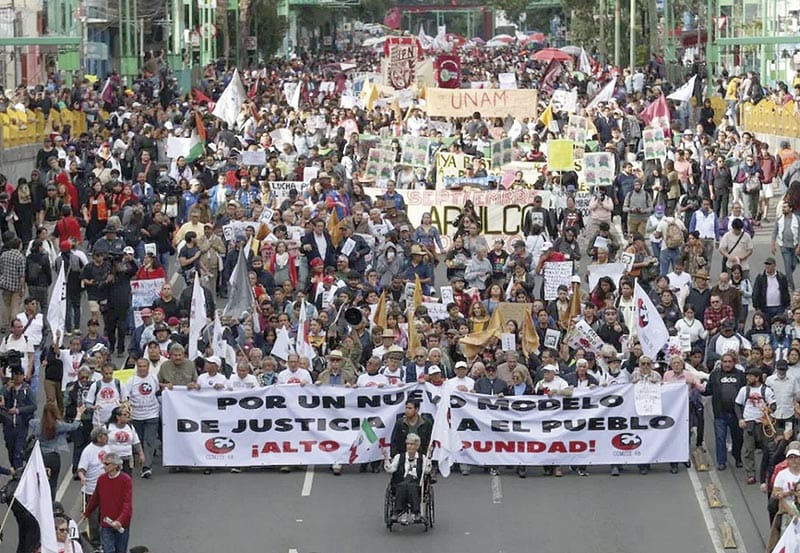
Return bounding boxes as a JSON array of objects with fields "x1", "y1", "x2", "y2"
[{"x1": 344, "y1": 307, "x2": 363, "y2": 327}]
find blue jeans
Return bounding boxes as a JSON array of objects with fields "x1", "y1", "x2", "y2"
[
  {"x1": 714, "y1": 412, "x2": 743, "y2": 467},
  {"x1": 66, "y1": 298, "x2": 81, "y2": 333},
  {"x1": 763, "y1": 306, "x2": 786, "y2": 324},
  {"x1": 781, "y1": 246, "x2": 797, "y2": 290},
  {"x1": 660, "y1": 246, "x2": 681, "y2": 275},
  {"x1": 30, "y1": 347, "x2": 41, "y2": 397},
  {"x1": 650, "y1": 242, "x2": 662, "y2": 263},
  {"x1": 159, "y1": 251, "x2": 170, "y2": 275},
  {"x1": 101, "y1": 526, "x2": 130, "y2": 553}
]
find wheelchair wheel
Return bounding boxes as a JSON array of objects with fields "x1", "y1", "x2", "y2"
[
  {"x1": 384, "y1": 485, "x2": 394, "y2": 531},
  {"x1": 426, "y1": 484, "x2": 435, "y2": 528}
]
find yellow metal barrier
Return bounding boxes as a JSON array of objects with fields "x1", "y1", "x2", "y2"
[
  {"x1": 1, "y1": 105, "x2": 100, "y2": 148},
  {"x1": 742, "y1": 100, "x2": 800, "y2": 138}
]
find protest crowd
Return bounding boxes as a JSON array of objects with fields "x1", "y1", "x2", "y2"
[{"x1": 3, "y1": 23, "x2": 800, "y2": 553}]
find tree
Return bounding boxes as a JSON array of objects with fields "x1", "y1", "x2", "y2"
[{"x1": 488, "y1": 0, "x2": 532, "y2": 26}]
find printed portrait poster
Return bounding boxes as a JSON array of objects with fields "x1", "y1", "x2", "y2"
[
  {"x1": 643, "y1": 127, "x2": 667, "y2": 161},
  {"x1": 385, "y1": 37, "x2": 418, "y2": 90}
]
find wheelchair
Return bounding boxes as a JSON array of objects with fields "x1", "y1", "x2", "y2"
[{"x1": 383, "y1": 474, "x2": 435, "y2": 532}]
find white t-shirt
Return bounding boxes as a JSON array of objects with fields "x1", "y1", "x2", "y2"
[
  {"x1": 85, "y1": 380, "x2": 126, "y2": 426},
  {"x1": 0, "y1": 334, "x2": 34, "y2": 378},
  {"x1": 228, "y1": 373, "x2": 259, "y2": 390},
  {"x1": 197, "y1": 372, "x2": 229, "y2": 390},
  {"x1": 356, "y1": 372, "x2": 389, "y2": 388},
  {"x1": 445, "y1": 376, "x2": 475, "y2": 394},
  {"x1": 77, "y1": 442, "x2": 109, "y2": 494},
  {"x1": 105, "y1": 423, "x2": 141, "y2": 459},
  {"x1": 380, "y1": 366, "x2": 405, "y2": 387},
  {"x1": 735, "y1": 383, "x2": 776, "y2": 422},
  {"x1": 277, "y1": 367, "x2": 313, "y2": 385},
  {"x1": 16, "y1": 312, "x2": 44, "y2": 348},
  {"x1": 667, "y1": 271, "x2": 692, "y2": 292},
  {"x1": 124, "y1": 374, "x2": 161, "y2": 421},
  {"x1": 59, "y1": 348, "x2": 86, "y2": 390}
]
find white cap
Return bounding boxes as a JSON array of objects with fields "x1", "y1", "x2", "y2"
[
  {"x1": 204, "y1": 355, "x2": 221, "y2": 366},
  {"x1": 123, "y1": 246, "x2": 134, "y2": 254},
  {"x1": 428, "y1": 366, "x2": 442, "y2": 375},
  {"x1": 787, "y1": 448, "x2": 800, "y2": 457},
  {"x1": 455, "y1": 361, "x2": 468, "y2": 369},
  {"x1": 542, "y1": 364, "x2": 559, "y2": 373}
]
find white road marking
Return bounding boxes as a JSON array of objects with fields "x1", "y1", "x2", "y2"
[
  {"x1": 55, "y1": 470, "x2": 73, "y2": 502},
  {"x1": 706, "y1": 465, "x2": 748, "y2": 552},
  {"x1": 301, "y1": 465, "x2": 314, "y2": 496},
  {"x1": 289, "y1": 549, "x2": 299, "y2": 553},
  {"x1": 687, "y1": 466, "x2": 726, "y2": 553},
  {"x1": 491, "y1": 474, "x2": 503, "y2": 504}
]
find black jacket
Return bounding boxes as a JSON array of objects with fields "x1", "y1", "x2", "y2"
[
  {"x1": 702, "y1": 367, "x2": 745, "y2": 416},
  {"x1": 390, "y1": 414, "x2": 433, "y2": 457},
  {"x1": 752, "y1": 270, "x2": 791, "y2": 312}
]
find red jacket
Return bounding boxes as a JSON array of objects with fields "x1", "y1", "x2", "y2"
[
  {"x1": 84, "y1": 471, "x2": 133, "y2": 528},
  {"x1": 54, "y1": 216, "x2": 82, "y2": 243}
]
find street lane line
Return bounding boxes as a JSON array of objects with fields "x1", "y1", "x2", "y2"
[
  {"x1": 687, "y1": 466, "x2": 726, "y2": 553},
  {"x1": 707, "y1": 465, "x2": 749, "y2": 552},
  {"x1": 491, "y1": 474, "x2": 502, "y2": 504},
  {"x1": 55, "y1": 470, "x2": 72, "y2": 502},
  {"x1": 301, "y1": 465, "x2": 314, "y2": 496}
]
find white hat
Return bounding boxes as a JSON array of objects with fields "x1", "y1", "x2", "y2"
[
  {"x1": 428, "y1": 366, "x2": 442, "y2": 375},
  {"x1": 123, "y1": 246, "x2": 134, "y2": 254},
  {"x1": 787, "y1": 448, "x2": 800, "y2": 457},
  {"x1": 542, "y1": 364, "x2": 559, "y2": 373},
  {"x1": 455, "y1": 361, "x2": 468, "y2": 370},
  {"x1": 204, "y1": 355, "x2": 221, "y2": 366}
]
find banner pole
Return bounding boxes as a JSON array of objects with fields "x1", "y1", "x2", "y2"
[{"x1": 0, "y1": 496, "x2": 16, "y2": 543}]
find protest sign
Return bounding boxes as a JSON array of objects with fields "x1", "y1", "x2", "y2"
[
  {"x1": 269, "y1": 128, "x2": 293, "y2": 147},
  {"x1": 489, "y1": 138, "x2": 514, "y2": 168},
  {"x1": 583, "y1": 152, "x2": 615, "y2": 187},
  {"x1": 435, "y1": 152, "x2": 498, "y2": 188},
  {"x1": 587, "y1": 262, "x2": 627, "y2": 292},
  {"x1": 547, "y1": 139, "x2": 575, "y2": 171},
  {"x1": 162, "y1": 383, "x2": 688, "y2": 467},
  {"x1": 269, "y1": 181, "x2": 305, "y2": 202},
  {"x1": 543, "y1": 261, "x2": 574, "y2": 300},
  {"x1": 566, "y1": 115, "x2": 589, "y2": 146},
  {"x1": 566, "y1": 319, "x2": 605, "y2": 353},
  {"x1": 365, "y1": 148, "x2": 396, "y2": 182},
  {"x1": 643, "y1": 127, "x2": 667, "y2": 160},
  {"x1": 620, "y1": 252, "x2": 635, "y2": 273},
  {"x1": 364, "y1": 187, "x2": 551, "y2": 251},
  {"x1": 498, "y1": 73, "x2": 517, "y2": 89},
  {"x1": 439, "y1": 286, "x2": 454, "y2": 306},
  {"x1": 422, "y1": 302, "x2": 449, "y2": 322},
  {"x1": 551, "y1": 89, "x2": 578, "y2": 113},
  {"x1": 544, "y1": 329, "x2": 561, "y2": 349},
  {"x1": 241, "y1": 150, "x2": 266, "y2": 166},
  {"x1": 634, "y1": 382, "x2": 663, "y2": 416},
  {"x1": 425, "y1": 88, "x2": 538, "y2": 120},
  {"x1": 400, "y1": 136, "x2": 433, "y2": 168},
  {"x1": 131, "y1": 278, "x2": 166, "y2": 309},
  {"x1": 385, "y1": 37, "x2": 418, "y2": 89},
  {"x1": 166, "y1": 136, "x2": 190, "y2": 159},
  {"x1": 501, "y1": 333, "x2": 516, "y2": 352}
]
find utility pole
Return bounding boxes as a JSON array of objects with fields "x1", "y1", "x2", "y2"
[
  {"x1": 629, "y1": 0, "x2": 635, "y2": 69},
  {"x1": 614, "y1": 0, "x2": 621, "y2": 67},
  {"x1": 599, "y1": 0, "x2": 607, "y2": 64}
]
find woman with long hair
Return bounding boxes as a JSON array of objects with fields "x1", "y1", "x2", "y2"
[{"x1": 29, "y1": 402, "x2": 84, "y2": 499}]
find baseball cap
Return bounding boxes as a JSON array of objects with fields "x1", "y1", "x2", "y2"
[
  {"x1": 328, "y1": 349, "x2": 344, "y2": 359},
  {"x1": 204, "y1": 355, "x2": 221, "y2": 366},
  {"x1": 123, "y1": 246, "x2": 134, "y2": 255},
  {"x1": 455, "y1": 361, "x2": 468, "y2": 370},
  {"x1": 787, "y1": 448, "x2": 800, "y2": 458},
  {"x1": 428, "y1": 366, "x2": 442, "y2": 375},
  {"x1": 167, "y1": 316, "x2": 180, "y2": 326}
]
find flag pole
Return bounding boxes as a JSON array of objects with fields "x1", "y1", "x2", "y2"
[{"x1": 0, "y1": 495, "x2": 16, "y2": 543}]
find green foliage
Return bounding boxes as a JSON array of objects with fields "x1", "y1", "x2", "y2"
[{"x1": 252, "y1": 0, "x2": 286, "y2": 58}]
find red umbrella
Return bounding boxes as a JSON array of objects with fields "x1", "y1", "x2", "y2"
[{"x1": 532, "y1": 48, "x2": 572, "y2": 62}]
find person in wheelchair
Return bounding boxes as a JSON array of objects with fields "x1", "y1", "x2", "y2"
[{"x1": 384, "y1": 433, "x2": 431, "y2": 524}]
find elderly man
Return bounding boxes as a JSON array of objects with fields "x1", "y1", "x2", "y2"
[
  {"x1": 158, "y1": 343, "x2": 199, "y2": 390},
  {"x1": 772, "y1": 202, "x2": 800, "y2": 290},
  {"x1": 753, "y1": 257, "x2": 791, "y2": 323},
  {"x1": 384, "y1": 433, "x2": 431, "y2": 524},
  {"x1": 77, "y1": 426, "x2": 110, "y2": 550},
  {"x1": 81, "y1": 452, "x2": 133, "y2": 553},
  {"x1": 316, "y1": 350, "x2": 356, "y2": 387}
]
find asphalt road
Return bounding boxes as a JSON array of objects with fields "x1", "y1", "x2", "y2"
[{"x1": 0, "y1": 212, "x2": 787, "y2": 553}]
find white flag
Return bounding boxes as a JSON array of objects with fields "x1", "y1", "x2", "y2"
[
  {"x1": 271, "y1": 327, "x2": 293, "y2": 361},
  {"x1": 633, "y1": 281, "x2": 670, "y2": 359},
  {"x1": 289, "y1": 80, "x2": 302, "y2": 110},
  {"x1": 46, "y1": 263, "x2": 66, "y2": 347},
  {"x1": 295, "y1": 299, "x2": 315, "y2": 360},
  {"x1": 667, "y1": 75, "x2": 697, "y2": 103},
  {"x1": 14, "y1": 442, "x2": 58, "y2": 553},
  {"x1": 188, "y1": 273, "x2": 207, "y2": 360},
  {"x1": 579, "y1": 48, "x2": 593, "y2": 75},
  {"x1": 212, "y1": 68, "x2": 246, "y2": 127},
  {"x1": 430, "y1": 390, "x2": 462, "y2": 477},
  {"x1": 587, "y1": 78, "x2": 616, "y2": 110},
  {"x1": 771, "y1": 517, "x2": 800, "y2": 552}
]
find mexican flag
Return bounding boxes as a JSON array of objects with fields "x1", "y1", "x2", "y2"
[
  {"x1": 186, "y1": 111, "x2": 206, "y2": 163},
  {"x1": 344, "y1": 418, "x2": 379, "y2": 464}
]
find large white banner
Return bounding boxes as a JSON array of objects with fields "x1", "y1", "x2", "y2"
[{"x1": 162, "y1": 383, "x2": 688, "y2": 467}]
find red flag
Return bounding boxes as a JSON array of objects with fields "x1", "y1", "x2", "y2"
[
  {"x1": 540, "y1": 59, "x2": 563, "y2": 94},
  {"x1": 640, "y1": 95, "x2": 671, "y2": 130},
  {"x1": 383, "y1": 8, "x2": 401, "y2": 30},
  {"x1": 435, "y1": 54, "x2": 461, "y2": 89},
  {"x1": 194, "y1": 111, "x2": 206, "y2": 143},
  {"x1": 192, "y1": 88, "x2": 215, "y2": 111}
]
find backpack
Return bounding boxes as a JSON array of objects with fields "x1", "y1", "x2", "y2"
[
  {"x1": 665, "y1": 220, "x2": 684, "y2": 249},
  {"x1": 93, "y1": 378, "x2": 122, "y2": 399},
  {"x1": 25, "y1": 257, "x2": 42, "y2": 284}
]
